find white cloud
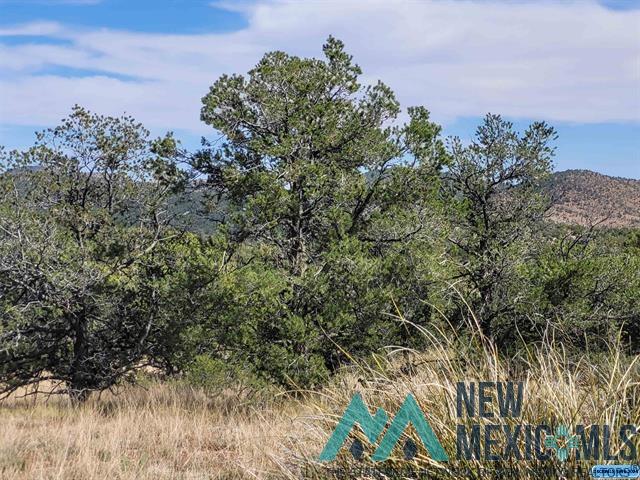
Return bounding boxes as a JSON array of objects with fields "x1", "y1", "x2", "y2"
[
  {"x1": 0, "y1": 0, "x2": 638, "y2": 135},
  {"x1": 0, "y1": 21, "x2": 63, "y2": 36}
]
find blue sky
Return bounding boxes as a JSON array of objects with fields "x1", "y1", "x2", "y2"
[{"x1": 1, "y1": 0, "x2": 639, "y2": 178}]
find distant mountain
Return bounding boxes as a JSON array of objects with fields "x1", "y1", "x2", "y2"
[
  {"x1": 545, "y1": 169, "x2": 640, "y2": 228},
  {"x1": 5, "y1": 167, "x2": 639, "y2": 230}
]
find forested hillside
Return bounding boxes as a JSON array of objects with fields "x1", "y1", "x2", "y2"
[{"x1": 546, "y1": 169, "x2": 640, "y2": 227}]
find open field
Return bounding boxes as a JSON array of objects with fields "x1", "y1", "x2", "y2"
[
  {"x1": 1, "y1": 332, "x2": 638, "y2": 480},
  {"x1": 0, "y1": 382, "x2": 310, "y2": 479}
]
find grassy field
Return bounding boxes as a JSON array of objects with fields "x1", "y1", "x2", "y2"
[{"x1": 1, "y1": 331, "x2": 638, "y2": 479}]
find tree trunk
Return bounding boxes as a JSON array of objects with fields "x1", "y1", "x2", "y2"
[
  {"x1": 69, "y1": 311, "x2": 89, "y2": 404},
  {"x1": 291, "y1": 178, "x2": 306, "y2": 275}
]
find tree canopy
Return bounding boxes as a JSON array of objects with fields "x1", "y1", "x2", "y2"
[{"x1": 0, "y1": 38, "x2": 637, "y2": 399}]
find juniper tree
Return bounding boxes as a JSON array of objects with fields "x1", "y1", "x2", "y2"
[{"x1": 0, "y1": 106, "x2": 185, "y2": 401}]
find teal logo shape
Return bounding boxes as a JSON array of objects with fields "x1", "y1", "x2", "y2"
[
  {"x1": 544, "y1": 425, "x2": 579, "y2": 462},
  {"x1": 318, "y1": 393, "x2": 449, "y2": 462}
]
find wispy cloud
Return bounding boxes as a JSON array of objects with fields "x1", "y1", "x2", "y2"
[
  {"x1": 0, "y1": 21, "x2": 63, "y2": 36},
  {"x1": 0, "y1": 0, "x2": 638, "y2": 135}
]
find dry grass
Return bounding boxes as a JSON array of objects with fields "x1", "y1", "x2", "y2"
[
  {"x1": 304, "y1": 330, "x2": 640, "y2": 479},
  {"x1": 0, "y1": 384, "x2": 292, "y2": 479},
  {"x1": 1, "y1": 328, "x2": 638, "y2": 479}
]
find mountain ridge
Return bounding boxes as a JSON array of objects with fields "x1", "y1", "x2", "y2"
[{"x1": 545, "y1": 169, "x2": 640, "y2": 228}]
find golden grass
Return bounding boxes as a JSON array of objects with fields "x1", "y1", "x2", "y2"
[
  {"x1": 304, "y1": 335, "x2": 640, "y2": 479},
  {"x1": 1, "y1": 329, "x2": 638, "y2": 479},
  {"x1": 0, "y1": 382, "x2": 314, "y2": 479}
]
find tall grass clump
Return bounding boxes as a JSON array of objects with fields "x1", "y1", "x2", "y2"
[
  {"x1": 300, "y1": 314, "x2": 640, "y2": 479},
  {"x1": 0, "y1": 316, "x2": 637, "y2": 479}
]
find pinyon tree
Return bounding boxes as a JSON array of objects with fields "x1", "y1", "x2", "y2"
[
  {"x1": 444, "y1": 114, "x2": 556, "y2": 343},
  {"x1": 191, "y1": 37, "x2": 449, "y2": 385}
]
